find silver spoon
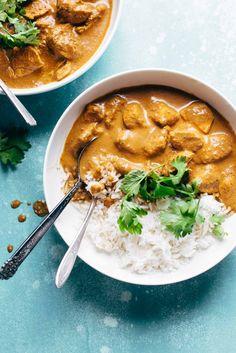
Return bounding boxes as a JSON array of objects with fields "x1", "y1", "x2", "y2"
[
  {"x1": 55, "y1": 197, "x2": 96, "y2": 288},
  {"x1": 0, "y1": 79, "x2": 37, "y2": 126},
  {"x1": 0, "y1": 138, "x2": 96, "y2": 280}
]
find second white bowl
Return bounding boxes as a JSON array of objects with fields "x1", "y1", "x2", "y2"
[{"x1": 8, "y1": 0, "x2": 123, "y2": 96}]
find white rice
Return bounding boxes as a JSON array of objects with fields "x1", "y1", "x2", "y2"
[{"x1": 74, "y1": 169, "x2": 228, "y2": 274}]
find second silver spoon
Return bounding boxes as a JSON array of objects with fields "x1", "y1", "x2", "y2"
[{"x1": 55, "y1": 197, "x2": 96, "y2": 288}]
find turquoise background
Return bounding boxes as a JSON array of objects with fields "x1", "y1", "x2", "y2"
[{"x1": 1, "y1": 1, "x2": 236, "y2": 352}]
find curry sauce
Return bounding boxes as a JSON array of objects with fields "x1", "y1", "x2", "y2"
[{"x1": 61, "y1": 86, "x2": 236, "y2": 211}]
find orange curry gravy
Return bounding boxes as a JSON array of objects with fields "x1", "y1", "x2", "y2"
[{"x1": 61, "y1": 86, "x2": 236, "y2": 211}]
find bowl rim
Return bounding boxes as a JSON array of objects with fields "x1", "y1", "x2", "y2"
[
  {"x1": 44, "y1": 68, "x2": 236, "y2": 285},
  {"x1": 2, "y1": 0, "x2": 123, "y2": 96}
]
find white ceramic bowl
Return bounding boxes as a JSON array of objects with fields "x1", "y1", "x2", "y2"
[
  {"x1": 9, "y1": 0, "x2": 122, "y2": 96},
  {"x1": 44, "y1": 69, "x2": 236, "y2": 285}
]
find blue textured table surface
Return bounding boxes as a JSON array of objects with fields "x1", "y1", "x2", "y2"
[{"x1": 1, "y1": 1, "x2": 236, "y2": 352}]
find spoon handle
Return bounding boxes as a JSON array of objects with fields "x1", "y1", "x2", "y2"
[
  {"x1": 0, "y1": 180, "x2": 82, "y2": 280},
  {"x1": 55, "y1": 198, "x2": 96, "y2": 288},
  {"x1": 0, "y1": 79, "x2": 37, "y2": 126}
]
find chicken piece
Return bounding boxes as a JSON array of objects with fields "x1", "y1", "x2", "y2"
[
  {"x1": 94, "y1": 125, "x2": 104, "y2": 136},
  {"x1": 180, "y1": 102, "x2": 214, "y2": 134},
  {"x1": 169, "y1": 127, "x2": 204, "y2": 152},
  {"x1": 36, "y1": 15, "x2": 56, "y2": 45},
  {"x1": 173, "y1": 151, "x2": 194, "y2": 163},
  {"x1": 75, "y1": 3, "x2": 107, "y2": 33},
  {"x1": 57, "y1": 0, "x2": 93, "y2": 25},
  {"x1": 195, "y1": 133, "x2": 232, "y2": 164},
  {"x1": 11, "y1": 47, "x2": 44, "y2": 78},
  {"x1": 104, "y1": 96, "x2": 126, "y2": 128},
  {"x1": 47, "y1": 24, "x2": 82, "y2": 60},
  {"x1": 219, "y1": 167, "x2": 236, "y2": 211},
  {"x1": 55, "y1": 60, "x2": 72, "y2": 81},
  {"x1": 148, "y1": 101, "x2": 179, "y2": 127},
  {"x1": 24, "y1": 0, "x2": 53, "y2": 20},
  {"x1": 189, "y1": 164, "x2": 220, "y2": 194},
  {"x1": 78, "y1": 122, "x2": 97, "y2": 143},
  {"x1": 143, "y1": 128, "x2": 168, "y2": 157},
  {"x1": 115, "y1": 130, "x2": 138, "y2": 154},
  {"x1": 114, "y1": 158, "x2": 143, "y2": 175},
  {"x1": 84, "y1": 103, "x2": 104, "y2": 123},
  {"x1": 36, "y1": 15, "x2": 56, "y2": 29},
  {"x1": 122, "y1": 102, "x2": 146, "y2": 129}
]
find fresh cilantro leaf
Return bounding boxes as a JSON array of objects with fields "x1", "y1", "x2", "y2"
[
  {"x1": 7, "y1": 134, "x2": 31, "y2": 151},
  {"x1": 118, "y1": 198, "x2": 148, "y2": 235},
  {"x1": 160, "y1": 199, "x2": 203, "y2": 238},
  {"x1": 0, "y1": 146, "x2": 24, "y2": 165},
  {"x1": 170, "y1": 156, "x2": 188, "y2": 185},
  {"x1": 0, "y1": 22, "x2": 40, "y2": 48},
  {"x1": 0, "y1": 12, "x2": 7, "y2": 22},
  {"x1": 0, "y1": 130, "x2": 31, "y2": 167},
  {"x1": 139, "y1": 158, "x2": 199, "y2": 201},
  {"x1": 0, "y1": 0, "x2": 40, "y2": 48},
  {"x1": 148, "y1": 156, "x2": 187, "y2": 187},
  {"x1": 176, "y1": 179, "x2": 200, "y2": 198},
  {"x1": 118, "y1": 157, "x2": 200, "y2": 236},
  {"x1": 120, "y1": 170, "x2": 147, "y2": 197},
  {"x1": 211, "y1": 214, "x2": 225, "y2": 225},
  {"x1": 210, "y1": 214, "x2": 227, "y2": 238},
  {"x1": 120, "y1": 157, "x2": 190, "y2": 201},
  {"x1": 139, "y1": 177, "x2": 176, "y2": 201}
]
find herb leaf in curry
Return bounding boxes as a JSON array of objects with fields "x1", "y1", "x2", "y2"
[
  {"x1": 160, "y1": 199, "x2": 204, "y2": 238},
  {"x1": 120, "y1": 157, "x2": 199, "y2": 203},
  {"x1": 120, "y1": 170, "x2": 147, "y2": 197},
  {"x1": 0, "y1": 0, "x2": 40, "y2": 48},
  {"x1": 118, "y1": 197, "x2": 148, "y2": 235},
  {"x1": 118, "y1": 156, "x2": 204, "y2": 237},
  {"x1": 210, "y1": 214, "x2": 227, "y2": 238},
  {"x1": 0, "y1": 130, "x2": 31, "y2": 166}
]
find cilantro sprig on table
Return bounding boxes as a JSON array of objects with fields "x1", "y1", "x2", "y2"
[
  {"x1": 0, "y1": 0, "x2": 40, "y2": 48},
  {"x1": 118, "y1": 156, "x2": 226, "y2": 238},
  {"x1": 0, "y1": 130, "x2": 31, "y2": 166}
]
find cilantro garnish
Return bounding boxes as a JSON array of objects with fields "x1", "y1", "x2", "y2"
[
  {"x1": 0, "y1": 0, "x2": 40, "y2": 48},
  {"x1": 118, "y1": 156, "x2": 201, "y2": 236},
  {"x1": 160, "y1": 199, "x2": 204, "y2": 238},
  {"x1": 118, "y1": 197, "x2": 147, "y2": 235},
  {"x1": 0, "y1": 130, "x2": 31, "y2": 166},
  {"x1": 120, "y1": 170, "x2": 147, "y2": 197},
  {"x1": 121, "y1": 157, "x2": 198, "y2": 203},
  {"x1": 117, "y1": 156, "x2": 227, "y2": 239},
  {"x1": 210, "y1": 214, "x2": 227, "y2": 238}
]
